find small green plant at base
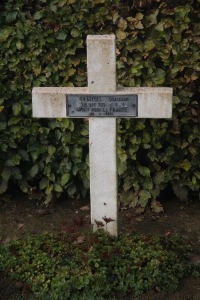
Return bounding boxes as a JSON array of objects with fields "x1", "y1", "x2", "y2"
[{"x1": 0, "y1": 231, "x2": 200, "y2": 299}]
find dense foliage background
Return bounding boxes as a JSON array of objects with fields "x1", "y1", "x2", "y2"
[{"x1": 0, "y1": 0, "x2": 199, "y2": 206}]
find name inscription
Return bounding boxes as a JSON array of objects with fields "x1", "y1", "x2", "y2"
[{"x1": 66, "y1": 94, "x2": 138, "y2": 117}]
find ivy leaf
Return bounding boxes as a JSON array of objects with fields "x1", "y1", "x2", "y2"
[
  {"x1": 181, "y1": 160, "x2": 191, "y2": 171},
  {"x1": 138, "y1": 190, "x2": 151, "y2": 207},
  {"x1": 33, "y1": 10, "x2": 45, "y2": 20},
  {"x1": 118, "y1": 148, "x2": 127, "y2": 162},
  {"x1": 135, "y1": 21, "x2": 144, "y2": 29},
  {"x1": 16, "y1": 41, "x2": 24, "y2": 50},
  {"x1": 58, "y1": 0, "x2": 68, "y2": 7},
  {"x1": 136, "y1": 12, "x2": 144, "y2": 21},
  {"x1": 123, "y1": 176, "x2": 133, "y2": 192},
  {"x1": 19, "y1": 179, "x2": 28, "y2": 193},
  {"x1": 54, "y1": 183, "x2": 63, "y2": 192},
  {"x1": 29, "y1": 165, "x2": 39, "y2": 178},
  {"x1": 50, "y1": 4, "x2": 57, "y2": 13},
  {"x1": 137, "y1": 165, "x2": 150, "y2": 177},
  {"x1": 116, "y1": 30, "x2": 126, "y2": 40},
  {"x1": 155, "y1": 21, "x2": 164, "y2": 31},
  {"x1": 0, "y1": 180, "x2": 8, "y2": 194},
  {"x1": 73, "y1": 147, "x2": 82, "y2": 158},
  {"x1": 151, "y1": 199, "x2": 164, "y2": 213},
  {"x1": 172, "y1": 184, "x2": 188, "y2": 202},
  {"x1": 146, "y1": 9, "x2": 158, "y2": 26},
  {"x1": 48, "y1": 146, "x2": 56, "y2": 155},
  {"x1": 44, "y1": 194, "x2": 53, "y2": 205},
  {"x1": 61, "y1": 173, "x2": 70, "y2": 186},
  {"x1": 71, "y1": 28, "x2": 80, "y2": 38},
  {"x1": 135, "y1": 120, "x2": 145, "y2": 131},
  {"x1": 173, "y1": 33, "x2": 181, "y2": 43},
  {"x1": 39, "y1": 177, "x2": 49, "y2": 190},
  {"x1": 19, "y1": 150, "x2": 29, "y2": 161},
  {"x1": 0, "y1": 28, "x2": 13, "y2": 42},
  {"x1": 6, "y1": 11, "x2": 18, "y2": 23},
  {"x1": 118, "y1": 160, "x2": 127, "y2": 176},
  {"x1": 45, "y1": 185, "x2": 53, "y2": 195},
  {"x1": 68, "y1": 184, "x2": 76, "y2": 198},
  {"x1": 118, "y1": 18, "x2": 127, "y2": 30},
  {"x1": 195, "y1": 172, "x2": 200, "y2": 180},
  {"x1": 57, "y1": 32, "x2": 67, "y2": 40},
  {"x1": 12, "y1": 167, "x2": 22, "y2": 180},
  {"x1": 153, "y1": 172, "x2": 165, "y2": 185},
  {"x1": 120, "y1": 190, "x2": 138, "y2": 208},
  {"x1": 6, "y1": 155, "x2": 21, "y2": 167},
  {"x1": 144, "y1": 40, "x2": 155, "y2": 51},
  {"x1": 12, "y1": 103, "x2": 21, "y2": 116},
  {"x1": 94, "y1": 0, "x2": 105, "y2": 3},
  {"x1": 1, "y1": 168, "x2": 11, "y2": 181},
  {"x1": 143, "y1": 178, "x2": 153, "y2": 190},
  {"x1": 80, "y1": 127, "x2": 89, "y2": 136},
  {"x1": 152, "y1": 69, "x2": 166, "y2": 85}
]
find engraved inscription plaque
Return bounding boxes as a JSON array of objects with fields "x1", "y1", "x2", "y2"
[{"x1": 67, "y1": 94, "x2": 138, "y2": 117}]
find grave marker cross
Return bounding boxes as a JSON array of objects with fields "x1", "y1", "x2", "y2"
[{"x1": 32, "y1": 35, "x2": 172, "y2": 236}]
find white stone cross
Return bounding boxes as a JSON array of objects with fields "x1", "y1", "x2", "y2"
[{"x1": 32, "y1": 35, "x2": 172, "y2": 236}]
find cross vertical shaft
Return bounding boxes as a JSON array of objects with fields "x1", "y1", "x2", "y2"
[{"x1": 87, "y1": 35, "x2": 118, "y2": 236}]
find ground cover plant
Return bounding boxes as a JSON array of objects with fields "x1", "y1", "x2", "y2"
[
  {"x1": 0, "y1": 230, "x2": 200, "y2": 299},
  {"x1": 0, "y1": 0, "x2": 199, "y2": 207}
]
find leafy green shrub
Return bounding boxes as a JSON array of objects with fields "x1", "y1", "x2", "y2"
[
  {"x1": 0, "y1": 231, "x2": 199, "y2": 299},
  {"x1": 0, "y1": 0, "x2": 199, "y2": 205}
]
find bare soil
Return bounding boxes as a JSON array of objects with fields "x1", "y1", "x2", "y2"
[{"x1": 1, "y1": 192, "x2": 200, "y2": 300}]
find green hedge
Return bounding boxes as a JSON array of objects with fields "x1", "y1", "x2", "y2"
[{"x1": 0, "y1": 0, "x2": 199, "y2": 205}]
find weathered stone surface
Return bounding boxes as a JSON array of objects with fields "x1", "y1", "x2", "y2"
[
  {"x1": 32, "y1": 87, "x2": 172, "y2": 119},
  {"x1": 87, "y1": 35, "x2": 118, "y2": 235}
]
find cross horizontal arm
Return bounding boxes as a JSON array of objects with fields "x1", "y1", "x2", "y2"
[
  {"x1": 32, "y1": 87, "x2": 87, "y2": 118},
  {"x1": 32, "y1": 87, "x2": 172, "y2": 119}
]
